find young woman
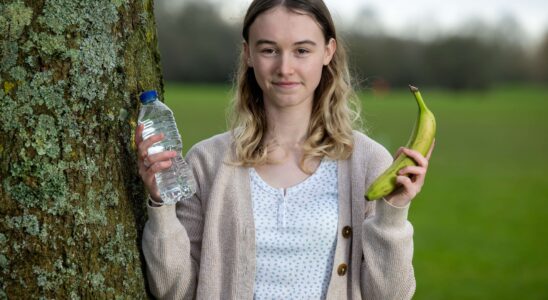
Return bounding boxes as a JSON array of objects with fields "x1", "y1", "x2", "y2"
[{"x1": 136, "y1": 0, "x2": 433, "y2": 299}]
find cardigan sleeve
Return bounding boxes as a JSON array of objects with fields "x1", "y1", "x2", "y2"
[
  {"x1": 360, "y1": 199, "x2": 415, "y2": 300},
  {"x1": 141, "y1": 143, "x2": 209, "y2": 299},
  {"x1": 354, "y1": 131, "x2": 416, "y2": 299},
  {"x1": 141, "y1": 196, "x2": 202, "y2": 299}
]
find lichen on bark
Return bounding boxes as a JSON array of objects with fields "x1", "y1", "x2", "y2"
[{"x1": 0, "y1": 0, "x2": 162, "y2": 298}]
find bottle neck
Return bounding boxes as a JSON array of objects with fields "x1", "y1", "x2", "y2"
[{"x1": 141, "y1": 98, "x2": 158, "y2": 105}]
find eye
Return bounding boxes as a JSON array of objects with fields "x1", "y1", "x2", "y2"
[
  {"x1": 296, "y1": 48, "x2": 310, "y2": 56},
  {"x1": 260, "y1": 48, "x2": 278, "y2": 56}
]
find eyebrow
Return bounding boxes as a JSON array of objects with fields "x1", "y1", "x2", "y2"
[{"x1": 255, "y1": 39, "x2": 318, "y2": 47}]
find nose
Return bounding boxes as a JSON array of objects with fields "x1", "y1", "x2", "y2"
[{"x1": 277, "y1": 53, "x2": 294, "y2": 76}]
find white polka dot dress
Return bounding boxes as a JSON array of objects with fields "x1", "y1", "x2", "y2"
[{"x1": 250, "y1": 159, "x2": 339, "y2": 299}]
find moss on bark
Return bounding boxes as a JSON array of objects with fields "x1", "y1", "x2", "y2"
[{"x1": 0, "y1": 0, "x2": 163, "y2": 298}]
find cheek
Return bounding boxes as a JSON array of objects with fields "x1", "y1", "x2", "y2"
[
  {"x1": 306, "y1": 60, "x2": 325, "y2": 86},
  {"x1": 252, "y1": 66, "x2": 267, "y2": 90},
  {"x1": 252, "y1": 60, "x2": 276, "y2": 89},
  {"x1": 251, "y1": 60, "x2": 267, "y2": 77}
]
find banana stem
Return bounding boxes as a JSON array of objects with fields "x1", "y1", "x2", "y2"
[
  {"x1": 409, "y1": 85, "x2": 427, "y2": 111},
  {"x1": 408, "y1": 85, "x2": 419, "y2": 93}
]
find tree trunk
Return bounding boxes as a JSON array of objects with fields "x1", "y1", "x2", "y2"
[{"x1": 0, "y1": 0, "x2": 163, "y2": 298}]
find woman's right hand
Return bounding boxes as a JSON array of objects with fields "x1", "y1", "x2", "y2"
[{"x1": 135, "y1": 123, "x2": 178, "y2": 203}]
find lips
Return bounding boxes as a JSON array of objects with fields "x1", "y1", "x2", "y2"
[{"x1": 273, "y1": 81, "x2": 300, "y2": 88}]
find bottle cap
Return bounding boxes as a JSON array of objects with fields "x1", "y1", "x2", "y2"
[{"x1": 139, "y1": 90, "x2": 158, "y2": 104}]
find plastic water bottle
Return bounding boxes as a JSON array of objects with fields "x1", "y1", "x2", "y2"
[{"x1": 138, "y1": 90, "x2": 196, "y2": 205}]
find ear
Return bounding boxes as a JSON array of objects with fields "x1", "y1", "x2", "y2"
[
  {"x1": 323, "y1": 38, "x2": 336, "y2": 66},
  {"x1": 243, "y1": 41, "x2": 252, "y2": 67}
]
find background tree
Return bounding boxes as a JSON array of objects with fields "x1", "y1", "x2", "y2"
[
  {"x1": 422, "y1": 35, "x2": 495, "y2": 90},
  {"x1": 153, "y1": 1, "x2": 543, "y2": 90},
  {"x1": 155, "y1": 1, "x2": 240, "y2": 83},
  {"x1": 535, "y1": 32, "x2": 548, "y2": 82},
  {"x1": 0, "y1": 0, "x2": 162, "y2": 298}
]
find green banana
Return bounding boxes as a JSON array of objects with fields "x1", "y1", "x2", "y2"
[{"x1": 365, "y1": 85, "x2": 436, "y2": 201}]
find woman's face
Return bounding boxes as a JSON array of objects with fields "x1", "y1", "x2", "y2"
[{"x1": 245, "y1": 6, "x2": 336, "y2": 111}]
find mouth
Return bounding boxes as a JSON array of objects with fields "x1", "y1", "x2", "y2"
[{"x1": 273, "y1": 81, "x2": 300, "y2": 88}]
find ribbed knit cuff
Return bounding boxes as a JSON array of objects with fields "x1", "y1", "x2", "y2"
[
  {"x1": 373, "y1": 198, "x2": 410, "y2": 228},
  {"x1": 146, "y1": 203, "x2": 183, "y2": 237}
]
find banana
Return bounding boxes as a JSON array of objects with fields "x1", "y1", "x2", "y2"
[{"x1": 365, "y1": 85, "x2": 436, "y2": 201}]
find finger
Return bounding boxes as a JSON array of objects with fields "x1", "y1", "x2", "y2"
[
  {"x1": 143, "y1": 156, "x2": 151, "y2": 168},
  {"x1": 135, "y1": 123, "x2": 144, "y2": 146},
  {"x1": 140, "y1": 161, "x2": 163, "y2": 191},
  {"x1": 147, "y1": 150, "x2": 177, "y2": 165},
  {"x1": 395, "y1": 175, "x2": 420, "y2": 198},
  {"x1": 147, "y1": 159, "x2": 173, "y2": 175},
  {"x1": 401, "y1": 148, "x2": 428, "y2": 168},
  {"x1": 426, "y1": 139, "x2": 435, "y2": 160},
  {"x1": 394, "y1": 147, "x2": 405, "y2": 159},
  {"x1": 139, "y1": 165, "x2": 150, "y2": 180},
  {"x1": 398, "y1": 166, "x2": 426, "y2": 186},
  {"x1": 143, "y1": 172, "x2": 158, "y2": 194},
  {"x1": 138, "y1": 133, "x2": 165, "y2": 160},
  {"x1": 398, "y1": 165, "x2": 426, "y2": 178},
  {"x1": 139, "y1": 164, "x2": 153, "y2": 185}
]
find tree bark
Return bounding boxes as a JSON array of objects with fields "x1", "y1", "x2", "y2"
[{"x1": 0, "y1": 0, "x2": 162, "y2": 298}]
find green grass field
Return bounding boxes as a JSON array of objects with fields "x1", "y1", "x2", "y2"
[{"x1": 165, "y1": 83, "x2": 548, "y2": 299}]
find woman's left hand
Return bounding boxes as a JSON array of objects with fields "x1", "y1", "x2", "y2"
[{"x1": 385, "y1": 140, "x2": 435, "y2": 207}]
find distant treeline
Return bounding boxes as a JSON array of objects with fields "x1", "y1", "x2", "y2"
[{"x1": 155, "y1": 2, "x2": 548, "y2": 90}]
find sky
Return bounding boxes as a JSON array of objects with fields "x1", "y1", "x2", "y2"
[
  {"x1": 192, "y1": 0, "x2": 548, "y2": 43},
  {"x1": 327, "y1": 0, "x2": 547, "y2": 38}
]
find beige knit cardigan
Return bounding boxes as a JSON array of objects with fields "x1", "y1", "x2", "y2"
[{"x1": 142, "y1": 131, "x2": 415, "y2": 299}]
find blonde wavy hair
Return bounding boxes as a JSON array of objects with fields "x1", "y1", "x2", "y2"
[{"x1": 229, "y1": 0, "x2": 362, "y2": 173}]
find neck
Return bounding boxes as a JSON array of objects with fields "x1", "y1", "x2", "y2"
[{"x1": 264, "y1": 105, "x2": 311, "y2": 148}]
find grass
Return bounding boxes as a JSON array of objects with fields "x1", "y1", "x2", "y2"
[{"x1": 164, "y1": 83, "x2": 548, "y2": 299}]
